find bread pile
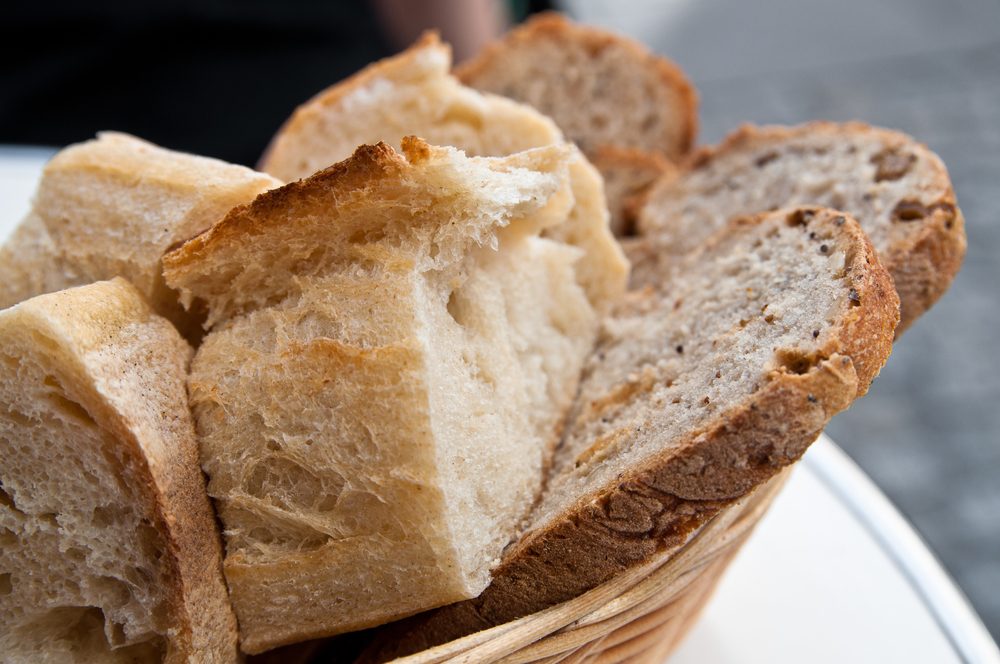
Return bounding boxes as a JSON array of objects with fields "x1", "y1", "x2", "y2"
[{"x1": 0, "y1": 11, "x2": 964, "y2": 663}]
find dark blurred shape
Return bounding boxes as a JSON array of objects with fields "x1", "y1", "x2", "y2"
[
  {"x1": 0, "y1": 0, "x2": 554, "y2": 165},
  {"x1": 0, "y1": 1, "x2": 391, "y2": 165}
]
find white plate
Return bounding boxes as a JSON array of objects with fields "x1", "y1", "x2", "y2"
[
  {"x1": 671, "y1": 436, "x2": 999, "y2": 663},
  {"x1": 1, "y1": 149, "x2": 997, "y2": 663}
]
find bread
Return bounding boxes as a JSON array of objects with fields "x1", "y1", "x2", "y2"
[
  {"x1": 363, "y1": 206, "x2": 899, "y2": 659},
  {"x1": 261, "y1": 33, "x2": 562, "y2": 180},
  {"x1": 456, "y1": 12, "x2": 698, "y2": 162},
  {"x1": 0, "y1": 132, "x2": 281, "y2": 338},
  {"x1": 636, "y1": 122, "x2": 966, "y2": 333},
  {"x1": 589, "y1": 146, "x2": 676, "y2": 236},
  {"x1": 259, "y1": 32, "x2": 627, "y2": 311},
  {"x1": 0, "y1": 278, "x2": 237, "y2": 663},
  {"x1": 163, "y1": 138, "x2": 606, "y2": 653},
  {"x1": 0, "y1": 212, "x2": 80, "y2": 309}
]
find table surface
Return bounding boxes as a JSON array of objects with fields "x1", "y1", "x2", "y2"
[{"x1": 567, "y1": 0, "x2": 1000, "y2": 643}]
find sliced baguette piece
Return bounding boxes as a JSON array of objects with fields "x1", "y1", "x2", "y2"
[
  {"x1": 636, "y1": 122, "x2": 966, "y2": 333},
  {"x1": 0, "y1": 132, "x2": 281, "y2": 338},
  {"x1": 163, "y1": 138, "x2": 604, "y2": 653},
  {"x1": 364, "y1": 206, "x2": 899, "y2": 659},
  {"x1": 456, "y1": 12, "x2": 698, "y2": 162},
  {"x1": 0, "y1": 212, "x2": 80, "y2": 310},
  {"x1": 259, "y1": 32, "x2": 627, "y2": 311},
  {"x1": 589, "y1": 145, "x2": 676, "y2": 236},
  {"x1": 0, "y1": 278, "x2": 237, "y2": 663}
]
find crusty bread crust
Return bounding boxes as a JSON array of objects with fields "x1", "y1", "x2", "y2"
[
  {"x1": 589, "y1": 145, "x2": 676, "y2": 236},
  {"x1": 0, "y1": 279, "x2": 237, "y2": 663},
  {"x1": 362, "y1": 207, "x2": 898, "y2": 659},
  {"x1": 456, "y1": 12, "x2": 698, "y2": 161},
  {"x1": 641, "y1": 122, "x2": 965, "y2": 333}
]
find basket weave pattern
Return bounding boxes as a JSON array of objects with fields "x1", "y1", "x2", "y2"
[{"x1": 397, "y1": 468, "x2": 792, "y2": 664}]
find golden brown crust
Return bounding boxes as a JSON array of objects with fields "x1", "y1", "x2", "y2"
[
  {"x1": 361, "y1": 208, "x2": 898, "y2": 660},
  {"x1": 166, "y1": 142, "x2": 405, "y2": 276},
  {"x1": 660, "y1": 121, "x2": 966, "y2": 334},
  {"x1": 456, "y1": 12, "x2": 699, "y2": 160}
]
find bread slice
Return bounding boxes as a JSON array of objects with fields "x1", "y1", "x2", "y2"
[
  {"x1": 636, "y1": 122, "x2": 966, "y2": 333},
  {"x1": 0, "y1": 132, "x2": 281, "y2": 338},
  {"x1": 456, "y1": 12, "x2": 698, "y2": 162},
  {"x1": 261, "y1": 33, "x2": 563, "y2": 181},
  {"x1": 0, "y1": 212, "x2": 80, "y2": 310},
  {"x1": 363, "y1": 206, "x2": 899, "y2": 659},
  {"x1": 0, "y1": 278, "x2": 237, "y2": 663},
  {"x1": 259, "y1": 32, "x2": 627, "y2": 311},
  {"x1": 589, "y1": 146, "x2": 676, "y2": 236},
  {"x1": 163, "y1": 138, "x2": 605, "y2": 653}
]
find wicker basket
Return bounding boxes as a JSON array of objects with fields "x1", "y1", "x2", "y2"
[{"x1": 395, "y1": 467, "x2": 792, "y2": 664}]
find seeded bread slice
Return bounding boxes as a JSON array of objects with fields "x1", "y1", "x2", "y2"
[
  {"x1": 0, "y1": 132, "x2": 281, "y2": 339},
  {"x1": 0, "y1": 278, "x2": 237, "y2": 663},
  {"x1": 259, "y1": 32, "x2": 627, "y2": 311},
  {"x1": 363, "y1": 207, "x2": 899, "y2": 659},
  {"x1": 636, "y1": 122, "x2": 966, "y2": 333},
  {"x1": 163, "y1": 139, "x2": 604, "y2": 653},
  {"x1": 456, "y1": 12, "x2": 698, "y2": 162},
  {"x1": 589, "y1": 146, "x2": 676, "y2": 236}
]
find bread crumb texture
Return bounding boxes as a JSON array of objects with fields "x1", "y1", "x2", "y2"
[
  {"x1": 0, "y1": 279, "x2": 237, "y2": 663},
  {"x1": 164, "y1": 138, "x2": 608, "y2": 653},
  {"x1": 260, "y1": 31, "x2": 628, "y2": 312},
  {"x1": 363, "y1": 207, "x2": 898, "y2": 660},
  {"x1": 638, "y1": 122, "x2": 965, "y2": 332}
]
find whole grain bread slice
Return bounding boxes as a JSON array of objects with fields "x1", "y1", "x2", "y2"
[
  {"x1": 636, "y1": 122, "x2": 966, "y2": 333},
  {"x1": 363, "y1": 206, "x2": 899, "y2": 659},
  {"x1": 0, "y1": 132, "x2": 281, "y2": 339},
  {"x1": 258, "y1": 31, "x2": 627, "y2": 311},
  {"x1": 456, "y1": 12, "x2": 698, "y2": 162},
  {"x1": 0, "y1": 278, "x2": 237, "y2": 663}
]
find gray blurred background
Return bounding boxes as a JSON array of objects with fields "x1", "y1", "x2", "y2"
[{"x1": 564, "y1": 0, "x2": 1000, "y2": 640}]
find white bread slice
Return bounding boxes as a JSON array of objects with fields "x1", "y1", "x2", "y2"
[
  {"x1": 259, "y1": 32, "x2": 627, "y2": 311},
  {"x1": 363, "y1": 207, "x2": 899, "y2": 659},
  {"x1": 163, "y1": 139, "x2": 602, "y2": 653},
  {"x1": 456, "y1": 12, "x2": 698, "y2": 162},
  {"x1": 0, "y1": 278, "x2": 237, "y2": 663},
  {"x1": 0, "y1": 212, "x2": 80, "y2": 310},
  {"x1": 0, "y1": 132, "x2": 281, "y2": 338},
  {"x1": 589, "y1": 145, "x2": 676, "y2": 236},
  {"x1": 636, "y1": 122, "x2": 966, "y2": 333}
]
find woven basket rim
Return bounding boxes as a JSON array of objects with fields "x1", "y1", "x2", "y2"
[{"x1": 392, "y1": 467, "x2": 792, "y2": 664}]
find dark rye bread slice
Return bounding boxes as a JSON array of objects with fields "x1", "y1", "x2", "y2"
[
  {"x1": 363, "y1": 207, "x2": 899, "y2": 660},
  {"x1": 636, "y1": 122, "x2": 966, "y2": 333},
  {"x1": 456, "y1": 12, "x2": 698, "y2": 162}
]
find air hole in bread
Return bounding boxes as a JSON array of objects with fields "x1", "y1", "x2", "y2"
[
  {"x1": 0, "y1": 573, "x2": 12, "y2": 596},
  {"x1": 46, "y1": 392, "x2": 96, "y2": 427},
  {"x1": 785, "y1": 209, "x2": 816, "y2": 227},
  {"x1": 871, "y1": 148, "x2": 917, "y2": 182},
  {"x1": 774, "y1": 349, "x2": 819, "y2": 375},
  {"x1": 0, "y1": 481, "x2": 18, "y2": 512},
  {"x1": 91, "y1": 505, "x2": 118, "y2": 528},
  {"x1": 446, "y1": 289, "x2": 467, "y2": 327},
  {"x1": 892, "y1": 200, "x2": 928, "y2": 222}
]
